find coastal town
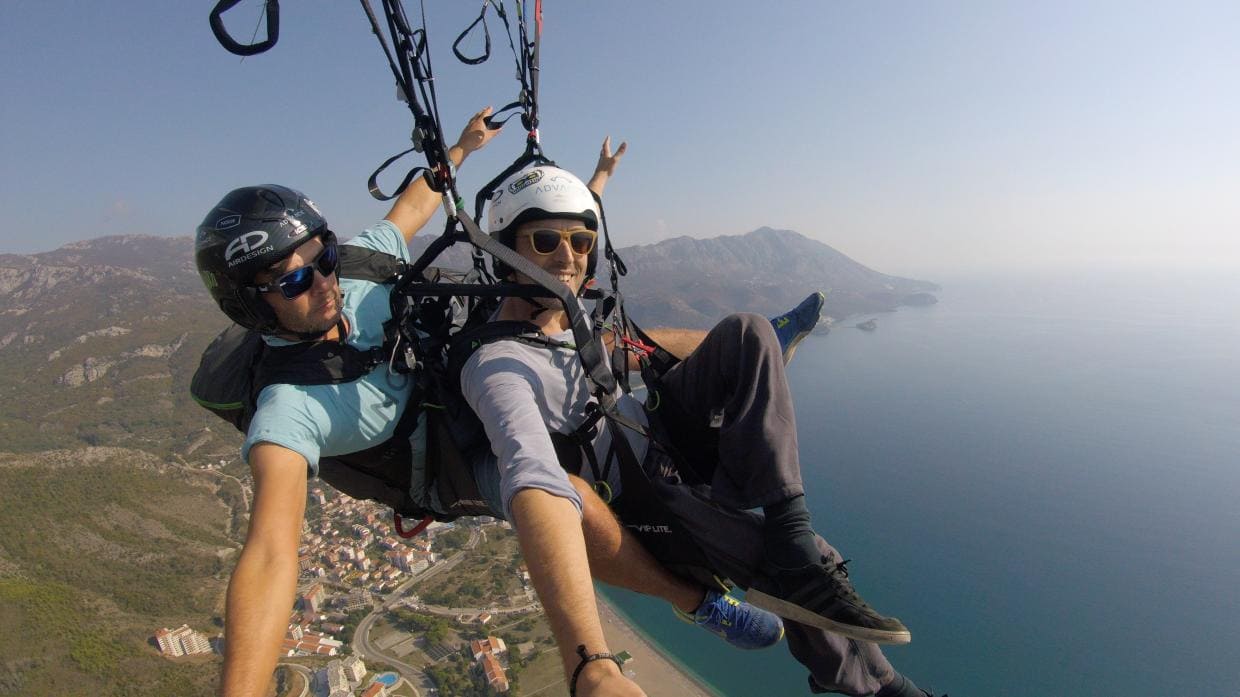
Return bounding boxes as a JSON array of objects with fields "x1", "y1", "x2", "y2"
[{"x1": 152, "y1": 485, "x2": 565, "y2": 696}]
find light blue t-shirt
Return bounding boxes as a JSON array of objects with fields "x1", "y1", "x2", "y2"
[{"x1": 242, "y1": 221, "x2": 412, "y2": 476}]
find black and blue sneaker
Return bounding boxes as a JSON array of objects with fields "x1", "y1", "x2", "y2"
[
  {"x1": 769, "y1": 292, "x2": 826, "y2": 364},
  {"x1": 674, "y1": 589, "x2": 784, "y2": 650}
]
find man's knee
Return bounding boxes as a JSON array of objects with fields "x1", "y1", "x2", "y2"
[{"x1": 716, "y1": 312, "x2": 780, "y2": 352}]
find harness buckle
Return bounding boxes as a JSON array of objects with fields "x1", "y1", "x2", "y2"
[{"x1": 619, "y1": 335, "x2": 655, "y2": 357}]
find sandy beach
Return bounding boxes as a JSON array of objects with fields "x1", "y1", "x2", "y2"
[{"x1": 596, "y1": 598, "x2": 720, "y2": 697}]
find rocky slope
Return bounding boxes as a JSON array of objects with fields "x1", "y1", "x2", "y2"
[{"x1": 0, "y1": 236, "x2": 231, "y2": 455}]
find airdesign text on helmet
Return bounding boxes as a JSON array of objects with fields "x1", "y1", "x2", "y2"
[{"x1": 225, "y1": 231, "x2": 272, "y2": 265}]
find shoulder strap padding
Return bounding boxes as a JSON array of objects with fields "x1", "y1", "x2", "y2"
[
  {"x1": 337, "y1": 245, "x2": 404, "y2": 284},
  {"x1": 445, "y1": 320, "x2": 542, "y2": 379},
  {"x1": 255, "y1": 341, "x2": 386, "y2": 390}
]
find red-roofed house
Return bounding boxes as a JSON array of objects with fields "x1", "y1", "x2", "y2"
[
  {"x1": 479, "y1": 652, "x2": 509, "y2": 693},
  {"x1": 469, "y1": 636, "x2": 508, "y2": 661}
]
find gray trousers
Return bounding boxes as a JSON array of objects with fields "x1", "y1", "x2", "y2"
[{"x1": 642, "y1": 313, "x2": 896, "y2": 696}]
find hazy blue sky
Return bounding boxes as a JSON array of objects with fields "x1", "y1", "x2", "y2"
[{"x1": 2, "y1": 1, "x2": 1236, "y2": 276}]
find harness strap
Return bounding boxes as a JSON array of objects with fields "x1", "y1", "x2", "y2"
[
  {"x1": 209, "y1": 0, "x2": 280, "y2": 56},
  {"x1": 525, "y1": 0, "x2": 542, "y2": 139},
  {"x1": 557, "y1": 402, "x2": 605, "y2": 483},
  {"x1": 452, "y1": 1, "x2": 492, "y2": 64},
  {"x1": 367, "y1": 151, "x2": 430, "y2": 202},
  {"x1": 359, "y1": 0, "x2": 458, "y2": 201},
  {"x1": 482, "y1": 100, "x2": 527, "y2": 130}
]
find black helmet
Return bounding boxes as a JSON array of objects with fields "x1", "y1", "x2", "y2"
[{"x1": 195, "y1": 185, "x2": 329, "y2": 332}]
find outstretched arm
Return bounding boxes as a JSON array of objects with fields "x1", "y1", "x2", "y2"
[
  {"x1": 220, "y1": 444, "x2": 308, "y2": 697},
  {"x1": 511, "y1": 490, "x2": 646, "y2": 696},
  {"x1": 462, "y1": 358, "x2": 645, "y2": 696},
  {"x1": 586, "y1": 136, "x2": 627, "y2": 197},
  {"x1": 384, "y1": 106, "x2": 501, "y2": 242}
]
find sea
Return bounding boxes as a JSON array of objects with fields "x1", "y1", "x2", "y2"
[{"x1": 599, "y1": 267, "x2": 1240, "y2": 697}]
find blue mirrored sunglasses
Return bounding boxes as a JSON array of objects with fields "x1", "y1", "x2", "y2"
[{"x1": 255, "y1": 241, "x2": 339, "y2": 300}]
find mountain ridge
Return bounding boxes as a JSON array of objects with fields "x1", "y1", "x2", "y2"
[
  {"x1": 0, "y1": 226, "x2": 935, "y2": 454},
  {"x1": 408, "y1": 225, "x2": 937, "y2": 327}
]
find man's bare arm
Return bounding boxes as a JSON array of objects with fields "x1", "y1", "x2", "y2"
[
  {"x1": 220, "y1": 444, "x2": 308, "y2": 697},
  {"x1": 510, "y1": 490, "x2": 646, "y2": 696},
  {"x1": 384, "y1": 107, "x2": 501, "y2": 242}
]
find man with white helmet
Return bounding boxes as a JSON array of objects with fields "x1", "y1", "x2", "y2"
[{"x1": 463, "y1": 161, "x2": 941, "y2": 697}]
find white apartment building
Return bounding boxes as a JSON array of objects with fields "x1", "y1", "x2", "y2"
[
  {"x1": 154, "y1": 624, "x2": 212, "y2": 657},
  {"x1": 343, "y1": 654, "x2": 367, "y2": 683}
]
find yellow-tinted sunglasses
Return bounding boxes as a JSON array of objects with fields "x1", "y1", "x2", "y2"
[{"x1": 519, "y1": 227, "x2": 598, "y2": 256}]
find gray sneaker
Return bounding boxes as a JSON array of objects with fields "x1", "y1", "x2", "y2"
[{"x1": 747, "y1": 557, "x2": 911, "y2": 645}]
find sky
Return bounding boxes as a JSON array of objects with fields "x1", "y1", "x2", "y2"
[{"x1": 1, "y1": 0, "x2": 1237, "y2": 277}]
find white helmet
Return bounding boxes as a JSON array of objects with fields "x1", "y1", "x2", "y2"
[
  {"x1": 487, "y1": 165, "x2": 599, "y2": 234},
  {"x1": 486, "y1": 165, "x2": 601, "y2": 279}
]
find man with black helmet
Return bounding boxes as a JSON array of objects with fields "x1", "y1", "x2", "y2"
[{"x1": 195, "y1": 108, "x2": 505, "y2": 697}]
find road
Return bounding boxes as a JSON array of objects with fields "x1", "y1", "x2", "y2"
[
  {"x1": 350, "y1": 526, "x2": 481, "y2": 697},
  {"x1": 414, "y1": 599, "x2": 540, "y2": 617},
  {"x1": 276, "y1": 662, "x2": 313, "y2": 697},
  {"x1": 171, "y1": 454, "x2": 252, "y2": 514}
]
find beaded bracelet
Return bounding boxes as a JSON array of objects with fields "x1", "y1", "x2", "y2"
[{"x1": 568, "y1": 643, "x2": 623, "y2": 696}]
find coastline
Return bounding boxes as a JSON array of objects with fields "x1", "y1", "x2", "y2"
[{"x1": 595, "y1": 594, "x2": 721, "y2": 697}]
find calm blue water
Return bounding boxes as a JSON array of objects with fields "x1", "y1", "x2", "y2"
[
  {"x1": 601, "y1": 268, "x2": 1240, "y2": 697},
  {"x1": 375, "y1": 672, "x2": 399, "y2": 686}
]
